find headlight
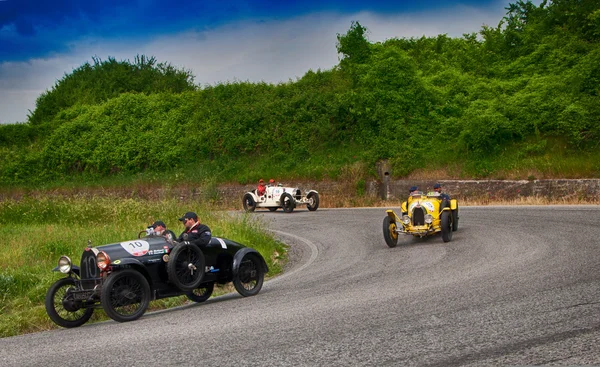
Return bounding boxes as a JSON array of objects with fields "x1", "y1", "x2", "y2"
[
  {"x1": 402, "y1": 215, "x2": 410, "y2": 225},
  {"x1": 425, "y1": 214, "x2": 433, "y2": 224},
  {"x1": 58, "y1": 256, "x2": 72, "y2": 274},
  {"x1": 97, "y1": 251, "x2": 111, "y2": 270}
]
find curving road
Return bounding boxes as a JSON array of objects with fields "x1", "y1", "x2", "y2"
[{"x1": 2, "y1": 206, "x2": 600, "y2": 366}]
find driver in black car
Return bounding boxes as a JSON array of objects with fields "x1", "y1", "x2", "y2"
[
  {"x1": 177, "y1": 211, "x2": 212, "y2": 246},
  {"x1": 147, "y1": 220, "x2": 176, "y2": 241}
]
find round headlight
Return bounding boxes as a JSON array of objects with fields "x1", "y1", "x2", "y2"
[
  {"x1": 97, "y1": 251, "x2": 111, "y2": 270},
  {"x1": 425, "y1": 214, "x2": 433, "y2": 224},
  {"x1": 58, "y1": 256, "x2": 72, "y2": 274},
  {"x1": 402, "y1": 215, "x2": 410, "y2": 225}
]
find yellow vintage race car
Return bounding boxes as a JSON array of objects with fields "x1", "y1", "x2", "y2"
[{"x1": 383, "y1": 191, "x2": 458, "y2": 247}]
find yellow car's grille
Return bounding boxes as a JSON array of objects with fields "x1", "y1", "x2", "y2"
[{"x1": 412, "y1": 207, "x2": 425, "y2": 225}]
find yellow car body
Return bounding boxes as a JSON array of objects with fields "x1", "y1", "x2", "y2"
[{"x1": 383, "y1": 191, "x2": 458, "y2": 247}]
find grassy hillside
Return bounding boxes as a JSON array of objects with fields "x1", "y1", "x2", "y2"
[{"x1": 1, "y1": 0, "x2": 599, "y2": 187}]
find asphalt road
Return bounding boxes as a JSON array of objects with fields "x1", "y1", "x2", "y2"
[{"x1": 2, "y1": 206, "x2": 600, "y2": 366}]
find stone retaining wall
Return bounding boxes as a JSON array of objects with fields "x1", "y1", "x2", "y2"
[
  {"x1": 3, "y1": 179, "x2": 597, "y2": 205},
  {"x1": 216, "y1": 179, "x2": 599, "y2": 205}
]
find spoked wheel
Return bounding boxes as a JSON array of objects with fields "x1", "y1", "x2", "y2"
[
  {"x1": 45, "y1": 277, "x2": 94, "y2": 328},
  {"x1": 441, "y1": 211, "x2": 453, "y2": 243},
  {"x1": 307, "y1": 192, "x2": 320, "y2": 211},
  {"x1": 101, "y1": 269, "x2": 150, "y2": 323},
  {"x1": 280, "y1": 193, "x2": 295, "y2": 213},
  {"x1": 242, "y1": 193, "x2": 256, "y2": 212},
  {"x1": 233, "y1": 254, "x2": 265, "y2": 297},
  {"x1": 383, "y1": 216, "x2": 399, "y2": 248},
  {"x1": 167, "y1": 243, "x2": 205, "y2": 291},
  {"x1": 186, "y1": 282, "x2": 215, "y2": 303}
]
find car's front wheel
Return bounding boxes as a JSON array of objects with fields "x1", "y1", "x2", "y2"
[
  {"x1": 307, "y1": 192, "x2": 319, "y2": 211},
  {"x1": 383, "y1": 216, "x2": 399, "y2": 248},
  {"x1": 45, "y1": 277, "x2": 94, "y2": 328},
  {"x1": 233, "y1": 253, "x2": 265, "y2": 297},
  {"x1": 186, "y1": 282, "x2": 214, "y2": 303},
  {"x1": 441, "y1": 211, "x2": 453, "y2": 243},
  {"x1": 101, "y1": 269, "x2": 150, "y2": 323},
  {"x1": 242, "y1": 193, "x2": 256, "y2": 212}
]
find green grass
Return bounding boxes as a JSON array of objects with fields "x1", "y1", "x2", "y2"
[{"x1": 0, "y1": 197, "x2": 287, "y2": 338}]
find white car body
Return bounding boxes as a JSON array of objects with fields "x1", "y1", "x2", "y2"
[{"x1": 242, "y1": 185, "x2": 319, "y2": 213}]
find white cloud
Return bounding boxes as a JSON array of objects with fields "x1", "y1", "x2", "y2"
[{"x1": 0, "y1": 3, "x2": 509, "y2": 124}]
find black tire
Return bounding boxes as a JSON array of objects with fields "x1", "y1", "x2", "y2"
[
  {"x1": 186, "y1": 282, "x2": 215, "y2": 303},
  {"x1": 233, "y1": 253, "x2": 265, "y2": 297},
  {"x1": 268, "y1": 207, "x2": 278, "y2": 212},
  {"x1": 45, "y1": 277, "x2": 94, "y2": 328},
  {"x1": 441, "y1": 211, "x2": 453, "y2": 243},
  {"x1": 101, "y1": 269, "x2": 150, "y2": 323},
  {"x1": 452, "y1": 206, "x2": 459, "y2": 232},
  {"x1": 307, "y1": 192, "x2": 320, "y2": 211},
  {"x1": 280, "y1": 193, "x2": 295, "y2": 213},
  {"x1": 383, "y1": 216, "x2": 399, "y2": 248},
  {"x1": 242, "y1": 193, "x2": 256, "y2": 212},
  {"x1": 167, "y1": 243, "x2": 205, "y2": 291}
]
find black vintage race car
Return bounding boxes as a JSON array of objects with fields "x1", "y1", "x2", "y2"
[{"x1": 45, "y1": 233, "x2": 268, "y2": 327}]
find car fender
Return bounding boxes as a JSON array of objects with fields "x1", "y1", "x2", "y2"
[
  {"x1": 110, "y1": 258, "x2": 153, "y2": 286},
  {"x1": 450, "y1": 199, "x2": 458, "y2": 210},
  {"x1": 306, "y1": 189, "x2": 318, "y2": 195},
  {"x1": 232, "y1": 248, "x2": 268, "y2": 276},
  {"x1": 51, "y1": 264, "x2": 81, "y2": 277},
  {"x1": 244, "y1": 191, "x2": 259, "y2": 202}
]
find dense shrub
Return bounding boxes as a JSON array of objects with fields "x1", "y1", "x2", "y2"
[{"x1": 1, "y1": 0, "x2": 599, "y2": 184}]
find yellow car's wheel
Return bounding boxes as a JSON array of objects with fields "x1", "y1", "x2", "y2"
[
  {"x1": 383, "y1": 216, "x2": 399, "y2": 248},
  {"x1": 452, "y1": 206, "x2": 459, "y2": 232},
  {"x1": 441, "y1": 211, "x2": 453, "y2": 243}
]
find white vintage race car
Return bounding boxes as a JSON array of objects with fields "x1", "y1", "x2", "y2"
[{"x1": 242, "y1": 185, "x2": 319, "y2": 213}]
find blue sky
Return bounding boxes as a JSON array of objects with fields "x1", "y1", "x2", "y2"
[{"x1": 0, "y1": 0, "x2": 519, "y2": 124}]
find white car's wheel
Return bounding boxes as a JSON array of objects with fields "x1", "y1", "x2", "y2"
[
  {"x1": 243, "y1": 193, "x2": 256, "y2": 212},
  {"x1": 280, "y1": 193, "x2": 294, "y2": 213},
  {"x1": 307, "y1": 192, "x2": 319, "y2": 211}
]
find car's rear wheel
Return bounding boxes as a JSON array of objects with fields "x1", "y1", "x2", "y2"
[
  {"x1": 452, "y1": 206, "x2": 459, "y2": 231},
  {"x1": 307, "y1": 192, "x2": 319, "y2": 211},
  {"x1": 45, "y1": 277, "x2": 94, "y2": 328},
  {"x1": 242, "y1": 193, "x2": 256, "y2": 212},
  {"x1": 233, "y1": 253, "x2": 265, "y2": 297},
  {"x1": 280, "y1": 193, "x2": 295, "y2": 213},
  {"x1": 383, "y1": 216, "x2": 399, "y2": 248},
  {"x1": 101, "y1": 269, "x2": 150, "y2": 323},
  {"x1": 441, "y1": 211, "x2": 453, "y2": 243},
  {"x1": 186, "y1": 282, "x2": 214, "y2": 303},
  {"x1": 167, "y1": 243, "x2": 205, "y2": 291},
  {"x1": 268, "y1": 207, "x2": 278, "y2": 212}
]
